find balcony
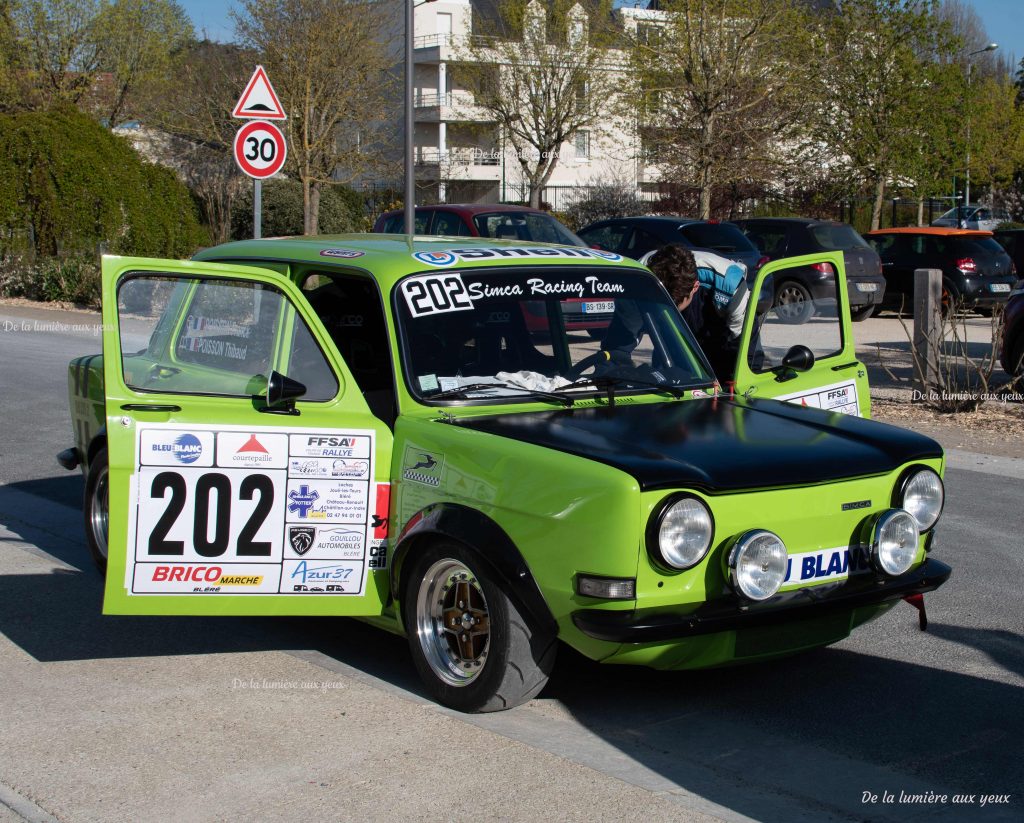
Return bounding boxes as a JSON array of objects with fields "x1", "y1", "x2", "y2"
[
  {"x1": 413, "y1": 90, "x2": 490, "y2": 123},
  {"x1": 412, "y1": 33, "x2": 498, "y2": 63},
  {"x1": 415, "y1": 147, "x2": 502, "y2": 181}
]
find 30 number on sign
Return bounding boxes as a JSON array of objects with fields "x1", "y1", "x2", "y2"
[{"x1": 233, "y1": 120, "x2": 287, "y2": 179}]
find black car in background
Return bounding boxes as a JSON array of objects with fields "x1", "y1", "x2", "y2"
[
  {"x1": 993, "y1": 227, "x2": 1024, "y2": 277},
  {"x1": 1000, "y1": 281, "x2": 1024, "y2": 376},
  {"x1": 864, "y1": 228, "x2": 1017, "y2": 315},
  {"x1": 576, "y1": 217, "x2": 763, "y2": 273},
  {"x1": 732, "y1": 218, "x2": 886, "y2": 322}
]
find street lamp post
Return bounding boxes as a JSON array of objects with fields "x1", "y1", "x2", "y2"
[
  {"x1": 965, "y1": 43, "x2": 998, "y2": 212},
  {"x1": 406, "y1": 0, "x2": 440, "y2": 235}
]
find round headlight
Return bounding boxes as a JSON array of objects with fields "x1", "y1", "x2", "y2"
[
  {"x1": 729, "y1": 530, "x2": 787, "y2": 601},
  {"x1": 898, "y1": 469, "x2": 944, "y2": 531},
  {"x1": 873, "y1": 509, "x2": 920, "y2": 576},
  {"x1": 654, "y1": 496, "x2": 714, "y2": 570}
]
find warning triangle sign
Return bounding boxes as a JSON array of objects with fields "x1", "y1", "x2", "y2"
[{"x1": 233, "y1": 65, "x2": 287, "y2": 120}]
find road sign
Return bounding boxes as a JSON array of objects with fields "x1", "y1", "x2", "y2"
[
  {"x1": 233, "y1": 121, "x2": 287, "y2": 180},
  {"x1": 233, "y1": 65, "x2": 287, "y2": 120}
]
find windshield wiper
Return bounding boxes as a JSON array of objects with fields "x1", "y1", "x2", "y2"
[
  {"x1": 556, "y1": 374, "x2": 688, "y2": 399},
  {"x1": 428, "y1": 382, "x2": 574, "y2": 406}
]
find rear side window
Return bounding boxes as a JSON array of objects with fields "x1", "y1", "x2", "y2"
[
  {"x1": 952, "y1": 237, "x2": 1007, "y2": 256},
  {"x1": 473, "y1": 212, "x2": 580, "y2": 245},
  {"x1": 678, "y1": 223, "x2": 754, "y2": 254},
  {"x1": 578, "y1": 223, "x2": 629, "y2": 253},
  {"x1": 809, "y1": 224, "x2": 868, "y2": 251},
  {"x1": 744, "y1": 226, "x2": 788, "y2": 258},
  {"x1": 383, "y1": 213, "x2": 429, "y2": 233},
  {"x1": 431, "y1": 210, "x2": 470, "y2": 236}
]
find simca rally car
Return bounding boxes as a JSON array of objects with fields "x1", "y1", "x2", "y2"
[{"x1": 60, "y1": 235, "x2": 950, "y2": 712}]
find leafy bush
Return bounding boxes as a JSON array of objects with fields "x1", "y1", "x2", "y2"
[
  {"x1": 0, "y1": 108, "x2": 209, "y2": 261},
  {"x1": 0, "y1": 254, "x2": 101, "y2": 307},
  {"x1": 562, "y1": 181, "x2": 644, "y2": 231},
  {"x1": 231, "y1": 179, "x2": 367, "y2": 239}
]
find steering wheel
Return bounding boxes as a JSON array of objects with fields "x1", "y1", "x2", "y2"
[{"x1": 566, "y1": 350, "x2": 611, "y2": 381}]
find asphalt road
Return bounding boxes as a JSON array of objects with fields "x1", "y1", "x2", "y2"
[{"x1": 0, "y1": 302, "x2": 1021, "y2": 823}]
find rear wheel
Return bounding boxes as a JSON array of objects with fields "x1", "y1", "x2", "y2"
[
  {"x1": 83, "y1": 447, "x2": 109, "y2": 575},
  {"x1": 404, "y1": 542, "x2": 556, "y2": 712},
  {"x1": 774, "y1": 280, "x2": 813, "y2": 324}
]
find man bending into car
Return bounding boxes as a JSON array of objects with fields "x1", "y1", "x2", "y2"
[{"x1": 644, "y1": 244, "x2": 748, "y2": 383}]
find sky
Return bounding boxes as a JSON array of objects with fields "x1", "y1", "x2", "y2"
[{"x1": 177, "y1": 0, "x2": 1024, "y2": 66}]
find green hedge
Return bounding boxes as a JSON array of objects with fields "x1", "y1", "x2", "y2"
[
  {"x1": 231, "y1": 178, "x2": 368, "y2": 240},
  {"x1": 0, "y1": 107, "x2": 209, "y2": 259}
]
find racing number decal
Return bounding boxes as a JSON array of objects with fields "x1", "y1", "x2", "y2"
[
  {"x1": 128, "y1": 425, "x2": 377, "y2": 596},
  {"x1": 400, "y1": 273, "x2": 475, "y2": 317}
]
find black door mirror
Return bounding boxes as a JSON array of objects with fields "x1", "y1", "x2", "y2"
[
  {"x1": 265, "y1": 370, "x2": 306, "y2": 411},
  {"x1": 780, "y1": 345, "x2": 815, "y2": 372}
]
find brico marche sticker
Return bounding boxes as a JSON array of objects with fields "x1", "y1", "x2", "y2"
[{"x1": 126, "y1": 423, "x2": 380, "y2": 596}]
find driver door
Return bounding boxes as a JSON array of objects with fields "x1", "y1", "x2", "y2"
[
  {"x1": 100, "y1": 256, "x2": 393, "y2": 616},
  {"x1": 734, "y1": 252, "x2": 870, "y2": 417}
]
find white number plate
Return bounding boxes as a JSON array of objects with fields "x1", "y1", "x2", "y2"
[
  {"x1": 855, "y1": 283, "x2": 878, "y2": 293},
  {"x1": 581, "y1": 301, "x2": 615, "y2": 313},
  {"x1": 990, "y1": 283, "x2": 1010, "y2": 293}
]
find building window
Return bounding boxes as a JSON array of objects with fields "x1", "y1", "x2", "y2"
[{"x1": 575, "y1": 131, "x2": 590, "y2": 160}]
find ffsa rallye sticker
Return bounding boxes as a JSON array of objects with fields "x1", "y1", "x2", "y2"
[
  {"x1": 777, "y1": 380, "x2": 860, "y2": 416},
  {"x1": 126, "y1": 423, "x2": 386, "y2": 596}
]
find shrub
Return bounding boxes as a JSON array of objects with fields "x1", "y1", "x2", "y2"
[
  {"x1": 0, "y1": 254, "x2": 101, "y2": 307},
  {"x1": 231, "y1": 179, "x2": 367, "y2": 239},
  {"x1": 562, "y1": 181, "x2": 644, "y2": 231}
]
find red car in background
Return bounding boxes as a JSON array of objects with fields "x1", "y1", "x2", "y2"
[{"x1": 375, "y1": 204, "x2": 613, "y2": 337}]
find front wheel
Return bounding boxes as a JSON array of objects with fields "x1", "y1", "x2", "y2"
[
  {"x1": 83, "y1": 447, "x2": 109, "y2": 575},
  {"x1": 403, "y1": 542, "x2": 556, "y2": 712}
]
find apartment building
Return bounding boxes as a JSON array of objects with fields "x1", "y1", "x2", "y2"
[{"x1": 375, "y1": 0, "x2": 656, "y2": 206}]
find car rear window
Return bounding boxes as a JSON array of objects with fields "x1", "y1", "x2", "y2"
[
  {"x1": 677, "y1": 223, "x2": 754, "y2": 253},
  {"x1": 952, "y1": 237, "x2": 1007, "y2": 256},
  {"x1": 810, "y1": 224, "x2": 868, "y2": 251}
]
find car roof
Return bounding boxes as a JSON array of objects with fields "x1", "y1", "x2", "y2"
[
  {"x1": 192, "y1": 233, "x2": 645, "y2": 286},
  {"x1": 735, "y1": 217, "x2": 840, "y2": 226},
  {"x1": 865, "y1": 227, "x2": 994, "y2": 237}
]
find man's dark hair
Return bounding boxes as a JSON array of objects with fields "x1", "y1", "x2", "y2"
[{"x1": 647, "y1": 244, "x2": 698, "y2": 304}]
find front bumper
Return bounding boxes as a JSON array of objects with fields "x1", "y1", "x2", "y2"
[{"x1": 572, "y1": 558, "x2": 951, "y2": 644}]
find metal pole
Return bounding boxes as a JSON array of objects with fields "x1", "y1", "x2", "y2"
[
  {"x1": 253, "y1": 179, "x2": 262, "y2": 240},
  {"x1": 965, "y1": 61, "x2": 972, "y2": 209},
  {"x1": 404, "y1": 0, "x2": 415, "y2": 235}
]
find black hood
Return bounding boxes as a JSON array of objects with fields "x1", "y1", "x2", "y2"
[{"x1": 454, "y1": 397, "x2": 942, "y2": 492}]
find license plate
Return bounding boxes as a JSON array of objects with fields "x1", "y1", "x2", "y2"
[
  {"x1": 580, "y1": 301, "x2": 615, "y2": 313},
  {"x1": 855, "y1": 283, "x2": 879, "y2": 293},
  {"x1": 990, "y1": 283, "x2": 1010, "y2": 293}
]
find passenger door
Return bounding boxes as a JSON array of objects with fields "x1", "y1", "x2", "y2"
[
  {"x1": 733, "y1": 252, "x2": 870, "y2": 417},
  {"x1": 100, "y1": 257, "x2": 393, "y2": 616}
]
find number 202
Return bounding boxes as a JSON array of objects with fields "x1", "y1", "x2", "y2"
[
  {"x1": 405, "y1": 276, "x2": 473, "y2": 315},
  {"x1": 148, "y1": 471, "x2": 274, "y2": 558}
]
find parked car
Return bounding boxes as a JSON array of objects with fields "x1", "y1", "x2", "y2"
[
  {"x1": 373, "y1": 203, "x2": 585, "y2": 246},
  {"x1": 1000, "y1": 280, "x2": 1024, "y2": 376},
  {"x1": 58, "y1": 234, "x2": 949, "y2": 713},
  {"x1": 931, "y1": 204, "x2": 1010, "y2": 231},
  {"x1": 864, "y1": 227, "x2": 1018, "y2": 315},
  {"x1": 732, "y1": 218, "x2": 886, "y2": 323},
  {"x1": 576, "y1": 216, "x2": 763, "y2": 274},
  {"x1": 992, "y1": 227, "x2": 1024, "y2": 276}
]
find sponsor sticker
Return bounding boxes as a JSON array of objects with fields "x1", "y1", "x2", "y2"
[
  {"x1": 132, "y1": 563, "x2": 281, "y2": 594},
  {"x1": 216, "y1": 431, "x2": 288, "y2": 469},
  {"x1": 288, "y1": 457, "x2": 369, "y2": 479},
  {"x1": 289, "y1": 433, "x2": 372, "y2": 459},
  {"x1": 781, "y1": 546, "x2": 849, "y2": 589},
  {"x1": 401, "y1": 447, "x2": 444, "y2": 487},
  {"x1": 282, "y1": 559, "x2": 363, "y2": 594},
  {"x1": 777, "y1": 380, "x2": 860, "y2": 417},
  {"x1": 140, "y1": 430, "x2": 215, "y2": 467},
  {"x1": 286, "y1": 478, "x2": 369, "y2": 522},
  {"x1": 319, "y1": 248, "x2": 365, "y2": 259},
  {"x1": 413, "y1": 246, "x2": 623, "y2": 267},
  {"x1": 284, "y1": 525, "x2": 366, "y2": 560}
]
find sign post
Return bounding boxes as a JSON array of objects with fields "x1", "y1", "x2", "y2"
[{"x1": 233, "y1": 66, "x2": 287, "y2": 239}]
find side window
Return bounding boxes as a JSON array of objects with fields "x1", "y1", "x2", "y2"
[
  {"x1": 625, "y1": 228, "x2": 661, "y2": 258},
  {"x1": 383, "y1": 215, "x2": 402, "y2": 233},
  {"x1": 432, "y1": 210, "x2": 469, "y2": 236},
  {"x1": 117, "y1": 275, "x2": 338, "y2": 401},
  {"x1": 747, "y1": 265, "x2": 843, "y2": 373},
  {"x1": 746, "y1": 228, "x2": 787, "y2": 258},
  {"x1": 578, "y1": 224, "x2": 629, "y2": 254}
]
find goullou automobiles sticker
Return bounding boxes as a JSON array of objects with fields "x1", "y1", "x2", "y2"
[
  {"x1": 776, "y1": 380, "x2": 860, "y2": 416},
  {"x1": 126, "y1": 423, "x2": 377, "y2": 596}
]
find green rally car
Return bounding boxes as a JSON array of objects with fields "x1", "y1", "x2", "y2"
[{"x1": 60, "y1": 234, "x2": 950, "y2": 712}]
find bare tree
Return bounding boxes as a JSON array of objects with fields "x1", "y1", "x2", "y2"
[
  {"x1": 233, "y1": 0, "x2": 394, "y2": 234},
  {"x1": 628, "y1": 0, "x2": 814, "y2": 220},
  {"x1": 455, "y1": 0, "x2": 621, "y2": 209}
]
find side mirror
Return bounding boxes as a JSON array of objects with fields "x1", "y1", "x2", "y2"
[
  {"x1": 780, "y1": 344, "x2": 815, "y2": 372},
  {"x1": 265, "y1": 370, "x2": 306, "y2": 411}
]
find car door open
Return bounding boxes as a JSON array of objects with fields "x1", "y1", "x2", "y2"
[
  {"x1": 733, "y1": 251, "x2": 870, "y2": 416},
  {"x1": 100, "y1": 256, "x2": 393, "y2": 617}
]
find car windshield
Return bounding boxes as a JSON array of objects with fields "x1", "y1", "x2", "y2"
[
  {"x1": 473, "y1": 212, "x2": 584, "y2": 245},
  {"x1": 677, "y1": 223, "x2": 754, "y2": 254},
  {"x1": 810, "y1": 224, "x2": 869, "y2": 251},
  {"x1": 394, "y1": 266, "x2": 714, "y2": 403}
]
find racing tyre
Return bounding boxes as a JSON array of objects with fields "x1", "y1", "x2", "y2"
[
  {"x1": 850, "y1": 305, "x2": 875, "y2": 322},
  {"x1": 83, "y1": 447, "x2": 109, "y2": 575},
  {"x1": 404, "y1": 542, "x2": 557, "y2": 712},
  {"x1": 774, "y1": 280, "x2": 814, "y2": 324}
]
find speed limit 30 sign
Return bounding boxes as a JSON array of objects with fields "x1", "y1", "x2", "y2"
[{"x1": 233, "y1": 120, "x2": 287, "y2": 179}]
